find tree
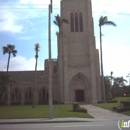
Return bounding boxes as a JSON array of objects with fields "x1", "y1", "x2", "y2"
[
  {"x1": 112, "y1": 77, "x2": 127, "y2": 97},
  {"x1": 0, "y1": 72, "x2": 15, "y2": 104},
  {"x1": 53, "y1": 14, "x2": 69, "y2": 34},
  {"x1": 114, "y1": 77, "x2": 127, "y2": 87},
  {"x1": 99, "y1": 16, "x2": 116, "y2": 102},
  {"x1": 33, "y1": 43, "x2": 40, "y2": 108},
  {"x1": 3, "y1": 44, "x2": 17, "y2": 73}
]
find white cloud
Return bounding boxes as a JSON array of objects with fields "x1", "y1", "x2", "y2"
[
  {"x1": 96, "y1": 40, "x2": 130, "y2": 83},
  {"x1": 0, "y1": 11, "x2": 23, "y2": 33},
  {"x1": 0, "y1": 55, "x2": 44, "y2": 71},
  {"x1": 51, "y1": 25, "x2": 56, "y2": 31},
  {"x1": 92, "y1": 0, "x2": 130, "y2": 15},
  {"x1": 51, "y1": 41, "x2": 57, "y2": 45}
]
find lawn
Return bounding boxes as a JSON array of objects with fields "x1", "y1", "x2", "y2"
[
  {"x1": 0, "y1": 105, "x2": 93, "y2": 119},
  {"x1": 94, "y1": 97, "x2": 130, "y2": 115}
]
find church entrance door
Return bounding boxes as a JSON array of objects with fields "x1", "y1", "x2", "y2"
[{"x1": 75, "y1": 90, "x2": 84, "y2": 102}]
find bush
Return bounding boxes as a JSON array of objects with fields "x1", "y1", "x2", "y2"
[
  {"x1": 76, "y1": 107, "x2": 87, "y2": 113},
  {"x1": 73, "y1": 102, "x2": 80, "y2": 112},
  {"x1": 113, "y1": 106, "x2": 118, "y2": 111},
  {"x1": 11, "y1": 102, "x2": 21, "y2": 105},
  {"x1": 24, "y1": 102, "x2": 32, "y2": 105},
  {"x1": 98, "y1": 101, "x2": 104, "y2": 103},
  {"x1": 113, "y1": 106, "x2": 130, "y2": 112},
  {"x1": 72, "y1": 102, "x2": 87, "y2": 113},
  {"x1": 120, "y1": 101, "x2": 130, "y2": 107},
  {"x1": 106, "y1": 100, "x2": 118, "y2": 103},
  {"x1": 0, "y1": 102, "x2": 4, "y2": 105}
]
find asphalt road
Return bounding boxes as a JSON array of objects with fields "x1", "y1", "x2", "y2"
[{"x1": 0, "y1": 120, "x2": 122, "y2": 130}]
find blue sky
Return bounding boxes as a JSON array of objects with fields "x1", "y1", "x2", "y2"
[{"x1": 0, "y1": 0, "x2": 130, "y2": 83}]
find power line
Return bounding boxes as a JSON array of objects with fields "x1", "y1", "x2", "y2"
[{"x1": 0, "y1": 7, "x2": 129, "y2": 16}]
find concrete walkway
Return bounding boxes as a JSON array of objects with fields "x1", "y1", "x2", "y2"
[{"x1": 80, "y1": 104, "x2": 130, "y2": 120}]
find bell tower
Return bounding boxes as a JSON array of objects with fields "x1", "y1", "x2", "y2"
[{"x1": 58, "y1": 0, "x2": 102, "y2": 104}]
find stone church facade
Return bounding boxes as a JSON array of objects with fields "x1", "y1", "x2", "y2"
[{"x1": 1, "y1": 0, "x2": 102, "y2": 105}]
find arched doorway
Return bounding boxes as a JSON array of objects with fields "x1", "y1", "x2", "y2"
[
  {"x1": 75, "y1": 90, "x2": 84, "y2": 102},
  {"x1": 69, "y1": 73, "x2": 90, "y2": 103},
  {"x1": 74, "y1": 79, "x2": 85, "y2": 102}
]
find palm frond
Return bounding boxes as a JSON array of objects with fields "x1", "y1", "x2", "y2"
[
  {"x1": 53, "y1": 21, "x2": 58, "y2": 26},
  {"x1": 35, "y1": 43, "x2": 40, "y2": 52},
  {"x1": 3, "y1": 47, "x2": 8, "y2": 54},
  {"x1": 62, "y1": 19, "x2": 69, "y2": 24},
  {"x1": 53, "y1": 14, "x2": 69, "y2": 29},
  {"x1": 103, "y1": 21, "x2": 116, "y2": 26},
  {"x1": 8, "y1": 44, "x2": 15, "y2": 50},
  {"x1": 12, "y1": 50, "x2": 17, "y2": 57},
  {"x1": 99, "y1": 16, "x2": 116, "y2": 27}
]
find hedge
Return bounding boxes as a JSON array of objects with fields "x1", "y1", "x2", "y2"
[
  {"x1": 73, "y1": 102, "x2": 80, "y2": 112},
  {"x1": 113, "y1": 106, "x2": 130, "y2": 112},
  {"x1": 76, "y1": 107, "x2": 87, "y2": 113},
  {"x1": 73, "y1": 102, "x2": 87, "y2": 113},
  {"x1": 120, "y1": 101, "x2": 130, "y2": 107},
  {"x1": 106, "y1": 100, "x2": 118, "y2": 103}
]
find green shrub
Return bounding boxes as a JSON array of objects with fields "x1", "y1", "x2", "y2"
[
  {"x1": 11, "y1": 102, "x2": 21, "y2": 105},
  {"x1": 113, "y1": 106, "x2": 118, "y2": 111},
  {"x1": 113, "y1": 106, "x2": 130, "y2": 112},
  {"x1": 120, "y1": 101, "x2": 130, "y2": 107},
  {"x1": 98, "y1": 101, "x2": 104, "y2": 103},
  {"x1": 106, "y1": 100, "x2": 118, "y2": 103},
  {"x1": 73, "y1": 102, "x2": 80, "y2": 112},
  {"x1": 76, "y1": 107, "x2": 87, "y2": 113}
]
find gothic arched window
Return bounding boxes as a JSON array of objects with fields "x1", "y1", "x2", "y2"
[
  {"x1": 79, "y1": 13, "x2": 83, "y2": 32},
  {"x1": 75, "y1": 13, "x2": 79, "y2": 32},
  {"x1": 25, "y1": 87, "x2": 32, "y2": 100},
  {"x1": 12, "y1": 87, "x2": 21, "y2": 102},
  {"x1": 39, "y1": 87, "x2": 48, "y2": 102},
  {"x1": 70, "y1": 13, "x2": 74, "y2": 32}
]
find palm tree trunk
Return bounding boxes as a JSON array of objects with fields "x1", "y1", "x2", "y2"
[
  {"x1": 100, "y1": 26, "x2": 106, "y2": 102},
  {"x1": 33, "y1": 55, "x2": 37, "y2": 108},
  {"x1": 5, "y1": 53, "x2": 11, "y2": 104},
  {"x1": 7, "y1": 53, "x2": 10, "y2": 73}
]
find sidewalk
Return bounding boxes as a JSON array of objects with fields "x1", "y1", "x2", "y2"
[
  {"x1": 0, "y1": 118, "x2": 97, "y2": 124},
  {"x1": 80, "y1": 105, "x2": 130, "y2": 119}
]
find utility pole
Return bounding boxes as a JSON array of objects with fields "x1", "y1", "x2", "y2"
[{"x1": 48, "y1": 0, "x2": 53, "y2": 119}]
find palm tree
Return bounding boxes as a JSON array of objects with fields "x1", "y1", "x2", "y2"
[
  {"x1": 3, "y1": 44, "x2": 17, "y2": 73},
  {"x1": 99, "y1": 16, "x2": 116, "y2": 102},
  {"x1": 53, "y1": 15, "x2": 69, "y2": 104},
  {"x1": 33, "y1": 43, "x2": 40, "y2": 108},
  {"x1": 53, "y1": 14, "x2": 69, "y2": 34}
]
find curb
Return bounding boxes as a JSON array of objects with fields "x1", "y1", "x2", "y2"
[{"x1": 0, "y1": 118, "x2": 96, "y2": 124}]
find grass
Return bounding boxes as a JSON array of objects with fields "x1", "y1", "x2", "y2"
[
  {"x1": 0, "y1": 104, "x2": 93, "y2": 119},
  {"x1": 94, "y1": 97, "x2": 130, "y2": 115}
]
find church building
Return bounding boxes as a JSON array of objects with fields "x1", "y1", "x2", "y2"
[{"x1": 1, "y1": 0, "x2": 102, "y2": 105}]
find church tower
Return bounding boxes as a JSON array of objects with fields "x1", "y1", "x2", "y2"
[{"x1": 58, "y1": 0, "x2": 102, "y2": 104}]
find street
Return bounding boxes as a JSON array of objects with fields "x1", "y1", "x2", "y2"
[{"x1": 0, "y1": 119, "x2": 122, "y2": 130}]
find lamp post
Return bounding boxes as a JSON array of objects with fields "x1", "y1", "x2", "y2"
[
  {"x1": 48, "y1": 0, "x2": 53, "y2": 119},
  {"x1": 126, "y1": 72, "x2": 130, "y2": 86}
]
